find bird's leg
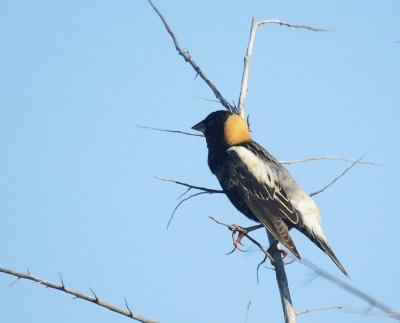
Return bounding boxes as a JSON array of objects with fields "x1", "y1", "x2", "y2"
[
  {"x1": 267, "y1": 240, "x2": 288, "y2": 259},
  {"x1": 227, "y1": 224, "x2": 264, "y2": 254}
]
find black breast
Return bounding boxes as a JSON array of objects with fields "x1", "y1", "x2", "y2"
[{"x1": 207, "y1": 147, "x2": 260, "y2": 223}]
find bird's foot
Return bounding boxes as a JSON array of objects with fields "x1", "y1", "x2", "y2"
[
  {"x1": 267, "y1": 242, "x2": 288, "y2": 260},
  {"x1": 267, "y1": 241, "x2": 289, "y2": 259},
  {"x1": 226, "y1": 224, "x2": 264, "y2": 255}
]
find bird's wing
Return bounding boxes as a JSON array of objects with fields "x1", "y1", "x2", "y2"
[{"x1": 225, "y1": 143, "x2": 300, "y2": 258}]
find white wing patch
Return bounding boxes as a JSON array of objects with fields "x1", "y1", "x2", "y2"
[
  {"x1": 228, "y1": 145, "x2": 327, "y2": 241},
  {"x1": 228, "y1": 146, "x2": 276, "y2": 187},
  {"x1": 289, "y1": 190, "x2": 326, "y2": 241}
]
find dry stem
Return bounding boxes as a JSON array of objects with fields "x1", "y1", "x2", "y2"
[
  {"x1": 147, "y1": 0, "x2": 234, "y2": 113},
  {"x1": 0, "y1": 267, "x2": 158, "y2": 323}
]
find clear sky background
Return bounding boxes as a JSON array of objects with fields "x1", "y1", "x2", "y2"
[{"x1": 1, "y1": 1, "x2": 399, "y2": 323}]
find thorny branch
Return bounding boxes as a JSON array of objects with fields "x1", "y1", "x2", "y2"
[
  {"x1": 0, "y1": 267, "x2": 158, "y2": 323},
  {"x1": 147, "y1": 1, "x2": 393, "y2": 323},
  {"x1": 147, "y1": 0, "x2": 234, "y2": 113}
]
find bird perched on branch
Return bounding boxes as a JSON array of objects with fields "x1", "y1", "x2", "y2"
[{"x1": 192, "y1": 110, "x2": 348, "y2": 276}]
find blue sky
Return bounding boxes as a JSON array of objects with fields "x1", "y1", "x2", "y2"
[{"x1": 1, "y1": 1, "x2": 399, "y2": 322}]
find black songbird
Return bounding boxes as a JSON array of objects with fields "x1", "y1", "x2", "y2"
[{"x1": 192, "y1": 110, "x2": 347, "y2": 276}]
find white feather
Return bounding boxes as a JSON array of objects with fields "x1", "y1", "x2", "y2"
[{"x1": 229, "y1": 146, "x2": 327, "y2": 241}]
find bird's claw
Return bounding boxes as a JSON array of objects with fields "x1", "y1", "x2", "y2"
[{"x1": 267, "y1": 242, "x2": 288, "y2": 260}]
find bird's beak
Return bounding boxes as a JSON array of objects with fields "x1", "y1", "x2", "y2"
[{"x1": 191, "y1": 120, "x2": 206, "y2": 133}]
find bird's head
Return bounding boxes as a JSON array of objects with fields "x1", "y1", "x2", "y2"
[{"x1": 192, "y1": 110, "x2": 251, "y2": 149}]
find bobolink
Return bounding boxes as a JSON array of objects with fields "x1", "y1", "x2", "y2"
[{"x1": 192, "y1": 110, "x2": 347, "y2": 276}]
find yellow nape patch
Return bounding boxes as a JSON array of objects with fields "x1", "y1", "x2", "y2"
[{"x1": 224, "y1": 114, "x2": 251, "y2": 145}]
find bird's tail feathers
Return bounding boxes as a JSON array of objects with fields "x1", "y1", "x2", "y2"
[{"x1": 314, "y1": 237, "x2": 348, "y2": 276}]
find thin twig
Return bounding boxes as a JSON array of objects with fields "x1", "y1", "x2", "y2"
[
  {"x1": 301, "y1": 259, "x2": 400, "y2": 321},
  {"x1": 0, "y1": 267, "x2": 158, "y2": 323},
  {"x1": 137, "y1": 125, "x2": 203, "y2": 137},
  {"x1": 147, "y1": 0, "x2": 235, "y2": 112},
  {"x1": 196, "y1": 96, "x2": 221, "y2": 104},
  {"x1": 167, "y1": 191, "x2": 210, "y2": 228},
  {"x1": 309, "y1": 155, "x2": 363, "y2": 197},
  {"x1": 9, "y1": 277, "x2": 20, "y2": 287},
  {"x1": 257, "y1": 19, "x2": 332, "y2": 32},
  {"x1": 157, "y1": 154, "x2": 360, "y2": 227},
  {"x1": 137, "y1": 126, "x2": 383, "y2": 168},
  {"x1": 244, "y1": 300, "x2": 252, "y2": 323},
  {"x1": 280, "y1": 156, "x2": 382, "y2": 167},
  {"x1": 155, "y1": 176, "x2": 223, "y2": 194},
  {"x1": 296, "y1": 305, "x2": 349, "y2": 316},
  {"x1": 156, "y1": 177, "x2": 223, "y2": 228}
]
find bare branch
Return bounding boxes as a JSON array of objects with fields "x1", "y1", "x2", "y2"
[
  {"x1": 237, "y1": 17, "x2": 257, "y2": 118},
  {"x1": 210, "y1": 215, "x2": 296, "y2": 323},
  {"x1": 301, "y1": 259, "x2": 400, "y2": 321},
  {"x1": 280, "y1": 156, "x2": 383, "y2": 167},
  {"x1": 257, "y1": 19, "x2": 332, "y2": 32},
  {"x1": 137, "y1": 125, "x2": 203, "y2": 137},
  {"x1": 155, "y1": 176, "x2": 223, "y2": 194},
  {"x1": 310, "y1": 155, "x2": 363, "y2": 197},
  {"x1": 209, "y1": 213, "x2": 400, "y2": 321},
  {"x1": 0, "y1": 267, "x2": 158, "y2": 323},
  {"x1": 296, "y1": 305, "x2": 349, "y2": 316},
  {"x1": 147, "y1": 0, "x2": 235, "y2": 112},
  {"x1": 156, "y1": 154, "x2": 359, "y2": 229},
  {"x1": 267, "y1": 231, "x2": 296, "y2": 323},
  {"x1": 237, "y1": 17, "x2": 329, "y2": 118}
]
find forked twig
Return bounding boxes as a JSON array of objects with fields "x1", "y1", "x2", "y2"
[
  {"x1": 167, "y1": 191, "x2": 210, "y2": 229},
  {"x1": 310, "y1": 155, "x2": 363, "y2": 197},
  {"x1": 237, "y1": 18, "x2": 330, "y2": 118},
  {"x1": 156, "y1": 177, "x2": 223, "y2": 228}
]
